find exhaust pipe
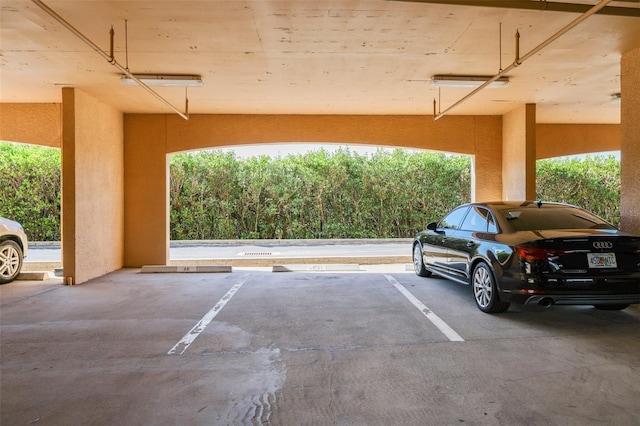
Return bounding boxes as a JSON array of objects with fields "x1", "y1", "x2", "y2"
[{"x1": 538, "y1": 297, "x2": 554, "y2": 308}]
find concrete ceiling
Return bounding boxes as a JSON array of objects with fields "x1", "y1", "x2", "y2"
[{"x1": 1, "y1": 0, "x2": 639, "y2": 123}]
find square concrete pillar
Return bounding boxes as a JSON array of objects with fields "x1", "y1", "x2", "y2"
[
  {"x1": 502, "y1": 104, "x2": 536, "y2": 201},
  {"x1": 61, "y1": 88, "x2": 124, "y2": 285},
  {"x1": 620, "y1": 47, "x2": 640, "y2": 235},
  {"x1": 124, "y1": 115, "x2": 170, "y2": 267},
  {"x1": 472, "y1": 116, "x2": 503, "y2": 202}
]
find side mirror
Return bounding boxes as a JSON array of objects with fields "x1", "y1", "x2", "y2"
[{"x1": 426, "y1": 222, "x2": 438, "y2": 231}]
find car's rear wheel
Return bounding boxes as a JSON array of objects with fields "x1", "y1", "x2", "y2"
[
  {"x1": 413, "y1": 243, "x2": 431, "y2": 277},
  {"x1": 472, "y1": 262, "x2": 509, "y2": 313},
  {"x1": 0, "y1": 240, "x2": 23, "y2": 284},
  {"x1": 593, "y1": 304, "x2": 630, "y2": 311}
]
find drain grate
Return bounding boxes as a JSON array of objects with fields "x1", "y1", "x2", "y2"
[{"x1": 240, "y1": 252, "x2": 273, "y2": 256}]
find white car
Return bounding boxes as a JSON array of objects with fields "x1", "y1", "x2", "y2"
[{"x1": 0, "y1": 217, "x2": 29, "y2": 284}]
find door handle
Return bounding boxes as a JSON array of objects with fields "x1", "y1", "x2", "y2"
[{"x1": 466, "y1": 241, "x2": 474, "y2": 248}]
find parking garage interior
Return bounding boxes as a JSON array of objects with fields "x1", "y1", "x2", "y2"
[{"x1": 1, "y1": 0, "x2": 640, "y2": 424}]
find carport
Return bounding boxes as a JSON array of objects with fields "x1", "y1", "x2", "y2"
[
  {"x1": 1, "y1": 0, "x2": 639, "y2": 285},
  {"x1": 1, "y1": 2, "x2": 640, "y2": 423}
]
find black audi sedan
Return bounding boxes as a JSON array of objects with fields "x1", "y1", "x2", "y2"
[{"x1": 413, "y1": 201, "x2": 640, "y2": 313}]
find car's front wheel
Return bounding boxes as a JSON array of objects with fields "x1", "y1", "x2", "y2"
[
  {"x1": 472, "y1": 262, "x2": 509, "y2": 313},
  {"x1": 413, "y1": 243, "x2": 431, "y2": 277},
  {"x1": 0, "y1": 240, "x2": 23, "y2": 284}
]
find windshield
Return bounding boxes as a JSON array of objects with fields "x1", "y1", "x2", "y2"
[{"x1": 498, "y1": 205, "x2": 616, "y2": 232}]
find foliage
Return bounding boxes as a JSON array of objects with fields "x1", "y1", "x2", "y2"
[
  {"x1": 0, "y1": 142, "x2": 622, "y2": 240},
  {"x1": 537, "y1": 155, "x2": 620, "y2": 227},
  {"x1": 169, "y1": 149, "x2": 472, "y2": 239},
  {"x1": 0, "y1": 142, "x2": 61, "y2": 241}
]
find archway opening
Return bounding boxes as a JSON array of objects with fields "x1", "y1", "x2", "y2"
[
  {"x1": 168, "y1": 143, "x2": 473, "y2": 243},
  {"x1": 0, "y1": 140, "x2": 62, "y2": 272},
  {"x1": 536, "y1": 151, "x2": 621, "y2": 227}
]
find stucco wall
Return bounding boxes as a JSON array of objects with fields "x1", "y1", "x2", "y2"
[
  {"x1": 123, "y1": 113, "x2": 504, "y2": 266},
  {"x1": 502, "y1": 104, "x2": 536, "y2": 201},
  {"x1": 123, "y1": 115, "x2": 169, "y2": 268},
  {"x1": 621, "y1": 47, "x2": 640, "y2": 235},
  {"x1": 165, "y1": 114, "x2": 503, "y2": 202},
  {"x1": 62, "y1": 89, "x2": 124, "y2": 285},
  {"x1": 472, "y1": 116, "x2": 503, "y2": 202},
  {"x1": 536, "y1": 124, "x2": 620, "y2": 159},
  {"x1": 164, "y1": 114, "x2": 480, "y2": 154},
  {"x1": 0, "y1": 103, "x2": 62, "y2": 148}
]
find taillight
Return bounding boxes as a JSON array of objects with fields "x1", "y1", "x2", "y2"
[
  {"x1": 516, "y1": 247, "x2": 548, "y2": 262},
  {"x1": 516, "y1": 246, "x2": 566, "y2": 261}
]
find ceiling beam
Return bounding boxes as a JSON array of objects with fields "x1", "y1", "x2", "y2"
[{"x1": 391, "y1": 0, "x2": 640, "y2": 17}]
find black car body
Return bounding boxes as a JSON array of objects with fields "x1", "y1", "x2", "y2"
[{"x1": 412, "y1": 201, "x2": 640, "y2": 313}]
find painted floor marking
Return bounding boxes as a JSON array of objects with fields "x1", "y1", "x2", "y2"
[
  {"x1": 384, "y1": 274, "x2": 464, "y2": 342},
  {"x1": 168, "y1": 274, "x2": 250, "y2": 355}
]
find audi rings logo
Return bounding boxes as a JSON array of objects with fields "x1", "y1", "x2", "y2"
[{"x1": 593, "y1": 241, "x2": 613, "y2": 249}]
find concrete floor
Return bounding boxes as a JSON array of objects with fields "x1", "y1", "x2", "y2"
[{"x1": 2, "y1": 267, "x2": 640, "y2": 425}]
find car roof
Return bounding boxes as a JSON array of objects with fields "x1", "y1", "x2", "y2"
[{"x1": 473, "y1": 201, "x2": 573, "y2": 210}]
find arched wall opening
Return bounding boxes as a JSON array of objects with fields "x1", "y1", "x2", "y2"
[
  {"x1": 167, "y1": 143, "x2": 474, "y2": 246},
  {"x1": 124, "y1": 113, "x2": 625, "y2": 268},
  {"x1": 0, "y1": 141, "x2": 62, "y2": 242},
  {"x1": 536, "y1": 151, "x2": 621, "y2": 227}
]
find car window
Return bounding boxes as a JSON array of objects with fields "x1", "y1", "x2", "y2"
[
  {"x1": 460, "y1": 206, "x2": 490, "y2": 232},
  {"x1": 499, "y1": 205, "x2": 616, "y2": 231},
  {"x1": 439, "y1": 207, "x2": 469, "y2": 230}
]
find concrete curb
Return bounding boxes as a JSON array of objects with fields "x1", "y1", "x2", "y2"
[
  {"x1": 170, "y1": 256, "x2": 411, "y2": 268},
  {"x1": 28, "y1": 238, "x2": 414, "y2": 249}
]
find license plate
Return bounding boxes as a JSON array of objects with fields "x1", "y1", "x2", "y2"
[{"x1": 587, "y1": 253, "x2": 617, "y2": 268}]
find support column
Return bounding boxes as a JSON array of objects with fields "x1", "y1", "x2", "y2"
[
  {"x1": 124, "y1": 115, "x2": 169, "y2": 267},
  {"x1": 61, "y1": 88, "x2": 124, "y2": 285},
  {"x1": 502, "y1": 104, "x2": 536, "y2": 201},
  {"x1": 620, "y1": 47, "x2": 640, "y2": 235},
  {"x1": 473, "y1": 116, "x2": 503, "y2": 202}
]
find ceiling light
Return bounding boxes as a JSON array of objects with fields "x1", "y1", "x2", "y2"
[
  {"x1": 120, "y1": 74, "x2": 203, "y2": 87},
  {"x1": 431, "y1": 75, "x2": 509, "y2": 88}
]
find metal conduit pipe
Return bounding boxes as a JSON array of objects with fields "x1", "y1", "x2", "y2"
[
  {"x1": 433, "y1": 0, "x2": 614, "y2": 121},
  {"x1": 31, "y1": 0, "x2": 189, "y2": 121},
  {"x1": 392, "y1": 0, "x2": 639, "y2": 18}
]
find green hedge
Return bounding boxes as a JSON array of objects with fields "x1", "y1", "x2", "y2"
[
  {"x1": 0, "y1": 141, "x2": 622, "y2": 241},
  {"x1": 537, "y1": 155, "x2": 620, "y2": 227},
  {"x1": 0, "y1": 142, "x2": 61, "y2": 241},
  {"x1": 170, "y1": 149, "x2": 471, "y2": 239}
]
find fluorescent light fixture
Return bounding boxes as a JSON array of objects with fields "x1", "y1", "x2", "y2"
[
  {"x1": 431, "y1": 75, "x2": 509, "y2": 88},
  {"x1": 120, "y1": 74, "x2": 203, "y2": 87}
]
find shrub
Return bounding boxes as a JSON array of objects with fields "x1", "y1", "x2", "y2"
[
  {"x1": 0, "y1": 141, "x2": 622, "y2": 240},
  {"x1": 537, "y1": 155, "x2": 620, "y2": 227},
  {"x1": 0, "y1": 142, "x2": 61, "y2": 241}
]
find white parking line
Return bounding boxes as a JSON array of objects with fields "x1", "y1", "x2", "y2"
[
  {"x1": 168, "y1": 274, "x2": 250, "y2": 355},
  {"x1": 384, "y1": 274, "x2": 464, "y2": 342}
]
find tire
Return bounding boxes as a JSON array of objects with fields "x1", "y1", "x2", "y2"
[
  {"x1": 413, "y1": 243, "x2": 432, "y2": 277},
  {"x1": 472, "y1": 262, "x2": 509, "y2": 313},
  {"x1": 0, "y1": 240, "x2": 23, "y2": 284},
  {"x1": 593, "y1": 304, "x2": 630, "y2": 311}
]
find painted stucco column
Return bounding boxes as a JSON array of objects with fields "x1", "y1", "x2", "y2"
[
  {"x1": 502, "y1": 104, "x2": 536, "y2": 201},
  {"x1": 61, "y1": 88, "x2": 124, "y2": 285},
  {"x1": 620, "y1": 47, "x2": 640, "y2": 235},
  {"x1": 124, "y1": 115, "x2": 170, "y2": 267},
  {"x1": 472, "y1": 116, "x2": 503, "y2": 202}
]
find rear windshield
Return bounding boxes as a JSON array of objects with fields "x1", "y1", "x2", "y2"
[{"x1": 498, "y1": 206, "x2": 616, "y2": 232}]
